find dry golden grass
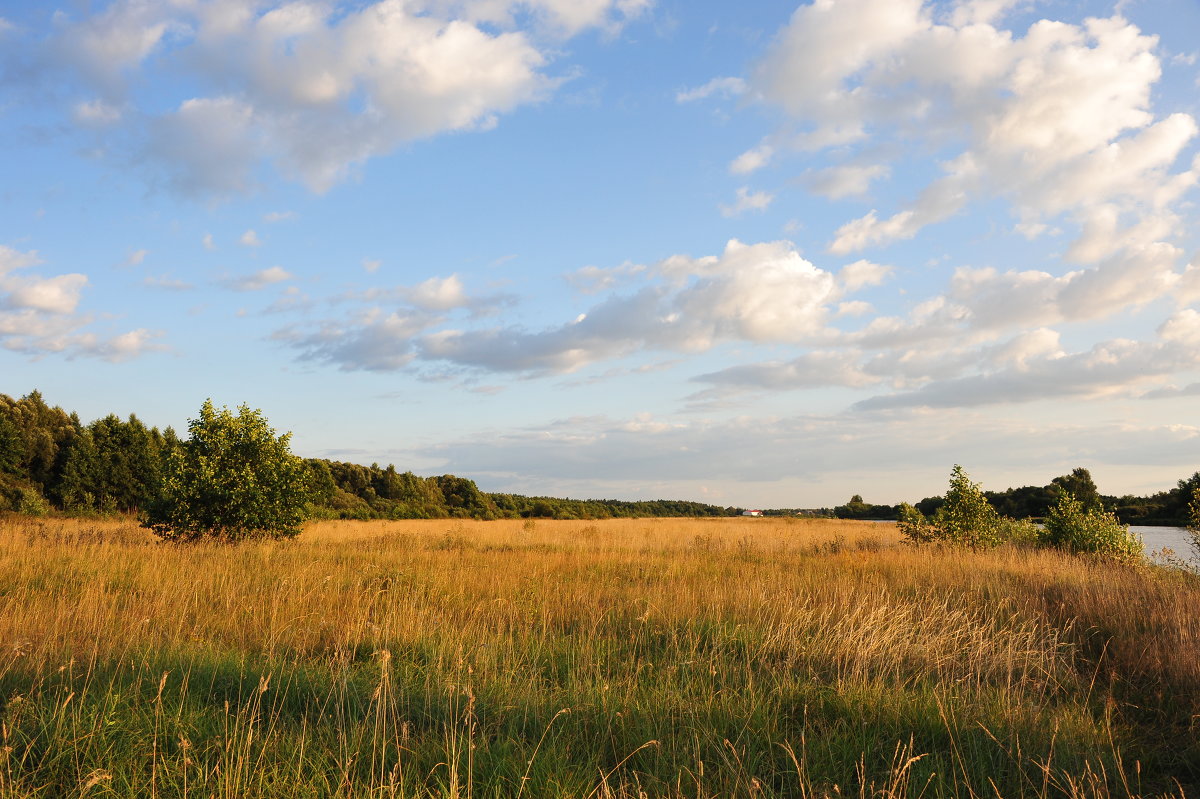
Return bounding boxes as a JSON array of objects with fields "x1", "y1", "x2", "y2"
[{"x1": 0, "y1": 514, "x2": 1195, "y2": 798}]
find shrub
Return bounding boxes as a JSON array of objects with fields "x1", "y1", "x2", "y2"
[
  {"x1": 995, "y1": 516, "x2": 1041, "y2": 547},
  {"x1": 901, "y1": 467, "x2": 1040, "y2": 550},
  {"x1": 897, "y1": 502, "x2": 937, "y2": 544},
  {"x1": 902, "y1": 466, "x2": 1004, "y2": 548},
  {"x1": 934, "y1": 465, "x2": 1004, "y2": 548},
  {"x1": 143, "y1": 400, "x2": 310, "y2": 542},
  {"x1": 15, "y1": 487, "x2": 49, "y2": 517},
  {"x1": 1040, "y1": 492, "x2": 1142, "y2": 560},
  {"x1": 1187, "y1": 485, "x2": 1200, "y2": 560}
]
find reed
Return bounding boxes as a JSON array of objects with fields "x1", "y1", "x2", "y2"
[{"x1": 0, "y1": 515, "x2": 1195, "y2": 797}]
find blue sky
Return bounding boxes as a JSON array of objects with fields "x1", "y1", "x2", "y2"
[{"x1": 2, "y1": 0, "x2": 1199, "y2": 507}]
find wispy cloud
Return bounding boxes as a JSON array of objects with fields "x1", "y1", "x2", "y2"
[
  {"x1": 220, "y1": 266, "x2": 292, "y2": 291},
  {"x1": 720, "y1": 187, "x2": 773, "y2": 217},
  {"x1": 676, "y1": 76, "x2": 746, "y2": 103},
  {"x1": 143, "y1": 274, "x2": 194, "y2": 291}
]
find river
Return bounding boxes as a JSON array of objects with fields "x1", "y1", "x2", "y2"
[{"x1": 1131, "y1": 526, "x2": 1197, "y2": 567}]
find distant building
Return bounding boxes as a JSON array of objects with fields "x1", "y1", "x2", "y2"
[{"x1": 742, "y1": 509, "x2": 763, "y2": 516}]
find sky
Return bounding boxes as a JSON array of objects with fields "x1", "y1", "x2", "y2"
[{"x1": 2, "y1": 0, "x2": 1199, "y2": 508}]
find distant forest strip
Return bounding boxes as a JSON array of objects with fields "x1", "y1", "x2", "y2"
[
  {"x1": 0, "y1": 391, "x2": 737, "y2": 521},
  {"x1": 820, "y1": 465, "x2": 1200, "y2": 527},
  {"x1": 1, "y1": 390, "x2": 1195, "y2": 524}
]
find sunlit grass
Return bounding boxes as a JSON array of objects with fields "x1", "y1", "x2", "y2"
[{"x1": 0, "y1": 515, "x2": 1195, "y2": 797}]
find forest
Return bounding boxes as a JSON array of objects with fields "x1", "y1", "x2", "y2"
[
  {"x1": 2, "y1": 390, "x2": 1195, "y2": 524},
  {"x1": 0, "y1": 391, "x2": 737, "y2": 521}
]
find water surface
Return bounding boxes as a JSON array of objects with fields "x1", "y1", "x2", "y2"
[{"x1": 1131, "y1": 526, "x2": 1197, "y2": 566}]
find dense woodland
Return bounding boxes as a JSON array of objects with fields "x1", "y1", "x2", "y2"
[
  {"x1": 1, "y1": 390, "x2": 1195, "y2": 524},
  {"x1": 0, "y1": 391, "x2": 737, "y2": 520}
]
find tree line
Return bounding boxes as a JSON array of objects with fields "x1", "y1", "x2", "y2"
[
  {"x1": 831, "y1": 466, "x2": 1200, "y2": 527},
  {"x1": 0, "y1": 391, "x2": 739, "y2": 522},
  {"x1": 3, "y1": 390, "x2": 1195, "y2": 527}
]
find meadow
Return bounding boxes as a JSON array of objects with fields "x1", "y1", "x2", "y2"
[{"x1": 0, "y1": 515, "x2": 1196, "y2": 798}]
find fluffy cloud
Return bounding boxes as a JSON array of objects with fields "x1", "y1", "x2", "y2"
[
  {"x1": 838, "y1": 260, "x2": 892, "y2": 291},
  {"x1": 688, "y1": 303, "x2": 1200, "y2": 411},
  {"x1": 79, "y1": 328, "x2": 165, "y2": 363},
  {"x1": 843, "y1": 239, "x2": 1187, "y2": 354},
  {"x1": 753, "y1": 0, "x2": 927, "y2": 135},
  {"x1": 148, "y1": 97, "x2": 261, "y2": 196},
  {"x1": 747, "y1": 5, "x2": 1197, "y2": 260},
  {"x1": 856, "y1": 327, "x2": 1200, "y2": 411},
  {"x1": 50, "y1": 0, "x2": 179, "y2": 96},
  {"x1": 273, "y1": 309, "x2": 434, "y2": 372},
  {"x1": 0, "y1": 244, "x2": 161, "y2": 360},
  {"x1": 730, "y1": 145, "x2": 774, "y2": 175},
  {"x1": 3, "y1": 273, "x2": 88, "y2": 314},
  {"x1": 0, "y1": 246, "x2": 44, "y2": 276},
  {"x1": 44, "y1": 0, "x2": 642, "y2": 194},
  {"x1": 275, "y1": 230, "x2": 1198, "y2": 404},
  {"x1": 1, "y1": 246, "x2": 86, "y2": 314},
  {"x1": 402, "y1": 275, "x2": 467, "y2": 312},
  {"x1": 281, "y1": 239, "x2": 847, "y2": 374},
  {"x1": 829, "y1": 164, "x2": 976, "y2": 254},
  {"x1": 335, "y1": 273, "x2": 507, "y2": 314}
]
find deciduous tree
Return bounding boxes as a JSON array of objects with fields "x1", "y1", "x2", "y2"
[{"x1": 143, "y1": 401, "x2": 309, "y2": 542}]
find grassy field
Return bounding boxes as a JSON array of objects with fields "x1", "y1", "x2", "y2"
[{"x1": 0, "y1": 515, "x2": 1196, "y2": 798}]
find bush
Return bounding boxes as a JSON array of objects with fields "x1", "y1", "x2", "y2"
[
  {"x1": 996, "y1": 516, "x2": 1041, "y2": 547},
  {"x1": 143, "y1": 401, "x2": 310, "y2": 542},
  {"x1": 1040, "y1": 492, "x2": 1142, "y2": 560},
  {"x1": 897, "y1": 502, "x2": 937, "y2": 544},
  {"x1": 15, "y1": 487, "x2": 49, "y2": 517},
  {"x1": 1186, "y1": 485, "x2": 1200, "y2": 560},
  {"x1": 900, "y1": 466, "x2": 1005, "y2": 548},
  {"x1": 935, "y1": 465, "x2": 1003, "y2": 547}
]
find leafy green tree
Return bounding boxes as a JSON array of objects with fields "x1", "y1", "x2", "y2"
[
  {"x1": 58, "y1": 414, "x2": 166, "y2": 513},
  {"x1": 0, "y1": 390, "x2": 79, "y2": 494},
  {"x1": 901, "y1": 467, "x2": 1005, "y2": 548},
  {"x1": 0, "y1": 410, "x2": 24, "y2": 475},
  {"x1": 934, "y1": 465, "x2": 1003, "y2": 547},
  {"x1": 1050, "y1": 467, "x2": 1101, "y2": 510},
  {"x1": 143, "y1": 400, "x2": 309, "y2": 542},
  {"x1": 1041, "y1": 491, "x2": 1141, "y2": 560}
]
